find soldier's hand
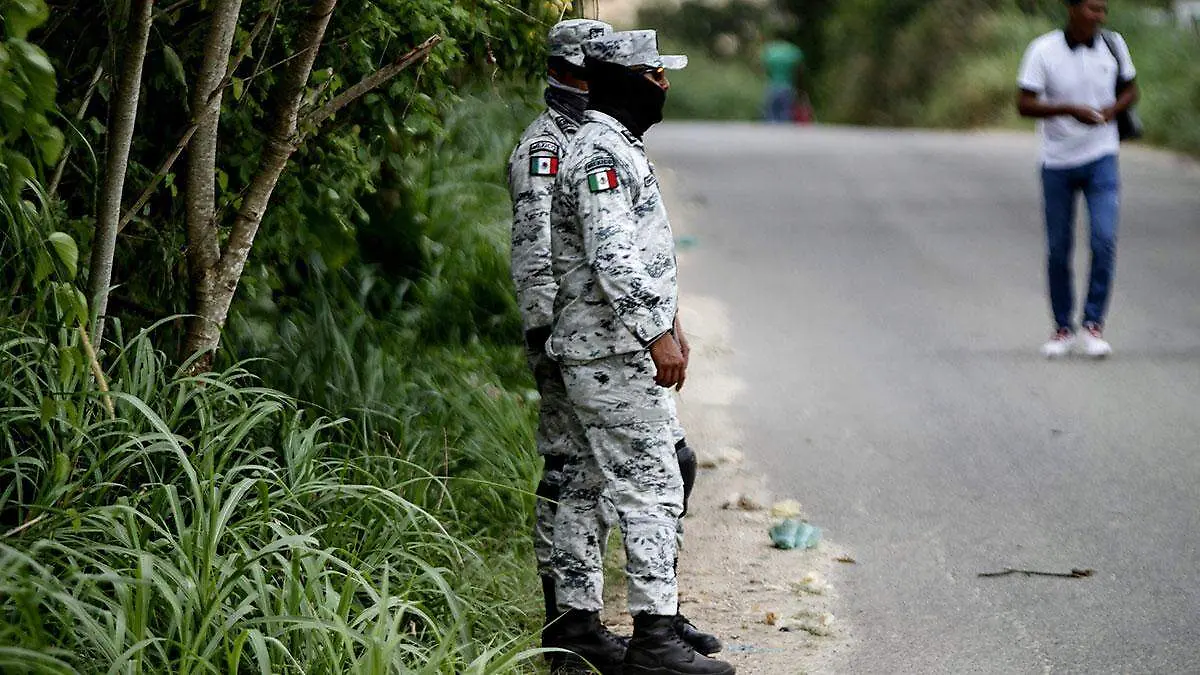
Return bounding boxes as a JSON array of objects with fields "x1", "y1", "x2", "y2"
[
  {"x1": 674, "y1": 316, "x2": 690, "y2": 368},
  {"x1": 650, "y1": 333, "x2": 686, "y2": 389}
]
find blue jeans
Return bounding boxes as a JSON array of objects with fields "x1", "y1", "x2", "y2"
[
  {"x1": 1042, "y1": 154, "x2": 1120, "y2": 330},
  {"x1": 763, "y1": 84, "x2": 796, "y2": 123}
]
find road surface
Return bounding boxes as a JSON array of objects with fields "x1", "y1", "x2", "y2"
[{"x1": 649, "y1": 123, "x2": 1200, "y2": 674}]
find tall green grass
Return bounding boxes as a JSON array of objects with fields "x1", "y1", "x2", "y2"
[
  {"x1": 0, "y1": 322, "x2": 544, "y2": 673},
  {"x1": 1, "y1": 88, "x2": 553, "y2": 673},
  {"x1": 225, "y1": 89, "x2": 545, "y2": 545}
]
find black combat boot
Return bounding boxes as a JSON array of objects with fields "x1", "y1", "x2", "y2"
[
  {"x1": 673, "y1": 613, "x2": 722, "y2": 656},
  {"x1": 542, "y1": 576, "x2": 565, "y2": 649},
  {"x1": 624, "y1": 614, "x2": 735, "y2": 675},
  {"x1": 549, "y1": 609, "x2": 628, "y2": 675}
]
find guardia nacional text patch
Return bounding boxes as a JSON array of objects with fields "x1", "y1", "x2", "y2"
[{"x1": 528, "y1": 140, "x2": 560, "y2": 176}]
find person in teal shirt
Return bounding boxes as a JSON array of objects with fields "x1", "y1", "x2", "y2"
[{"x1": 761, "y1": 40, "x2": 804, "y2": 122}]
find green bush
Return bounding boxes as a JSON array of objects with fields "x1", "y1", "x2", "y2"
[
  {"x1": 1115, "y1": 16, "x2": 1200, "y2": 155},
  {"x1": 0, "y1": 80, "x2": 548, "y2": 675},
  {"x1": 924, "y1": 11, "x2": 1055, "y2": 129}
]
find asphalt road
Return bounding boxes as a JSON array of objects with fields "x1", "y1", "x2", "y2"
[{"x1": 647, "y1": 123, "x2": 1200, "y2": 674}]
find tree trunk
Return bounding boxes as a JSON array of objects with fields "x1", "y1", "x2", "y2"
[
  {"x1": 181, "y1": 0, "x2": 338, "y2": 369},
  {"x1": 181, "y1": 0, "x2": 243, "y2": 366},
  {"x1": 86, "y1": 0, "x2": 153, "y2": 345}
]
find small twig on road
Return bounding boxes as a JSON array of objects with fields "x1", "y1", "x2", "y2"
[{"x1": 978, "y1": 567, "x2": 1095, "y2": 579}]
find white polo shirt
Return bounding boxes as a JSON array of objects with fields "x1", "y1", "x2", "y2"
[{"x1": 1017, "y1": 30, "x2": 1136, "y2": 169}]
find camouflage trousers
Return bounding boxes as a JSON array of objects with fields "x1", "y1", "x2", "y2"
[
  {"x1": 529, "y1": 345, "x2": 618, "y2": 576},
  {"x1": 529, "y1": 346, "x2": 686, "y2": 576},
  {"x1": 552, "y1": 350, "x2": 684, "y2": 616}
]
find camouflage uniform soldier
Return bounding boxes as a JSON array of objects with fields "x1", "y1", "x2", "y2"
[
  {"x1": 507, "y1": 18, "x2": 626, "y2": 664},
  {"x1": 546, "y1": 31, "x2": 735, "y2": 675},
  {"x1": 508, "y1": 21, "x2": 719, "y2": 673}
]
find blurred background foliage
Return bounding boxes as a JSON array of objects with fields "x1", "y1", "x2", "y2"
[{"x1": 637, "y1": 0, "x2": 1200, "y2": 155}]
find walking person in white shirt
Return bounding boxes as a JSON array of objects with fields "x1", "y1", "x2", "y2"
[{"x1": 1017, "y1": 0, "x2": 1139, "y2": 358}]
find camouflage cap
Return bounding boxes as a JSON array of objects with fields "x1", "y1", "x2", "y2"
[
  {"x1": 582, "y1": 29, "x2": 688, "y2": 70},
  {"x1": 548, "y1": 19, "x2": 614, "y2": 67}
]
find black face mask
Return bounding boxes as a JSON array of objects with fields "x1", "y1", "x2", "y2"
[
  {"x1": 545, "y1": 57, "x2": 589, "y2": 124},
  {"x1": 585, "y1": 58, "x2": 667, "y2": 139},
  {"x1": 545, "y1": 85, "x2": 588, "y2": 124}
]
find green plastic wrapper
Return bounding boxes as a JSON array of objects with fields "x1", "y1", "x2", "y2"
[{"x1": 769, "y1": 518, "x2": 821, "y2": 550}]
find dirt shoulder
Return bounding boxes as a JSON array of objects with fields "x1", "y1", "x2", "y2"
[{"x1": 598, "y1": 168, "x2": 856, "y2": 674}]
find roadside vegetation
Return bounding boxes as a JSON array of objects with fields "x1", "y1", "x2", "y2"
[
  {"x1": 641, "y1": 0, "x2": 1200, "y2": 157},
  {"x1": 820, "y1": 0, "x2": 1200, "y2": 156},
  {"x1": 1, "y1": 0, "x2": 559, "y2": 671},
  {"x1": 637, "y1": 3, "x2": 770, "y2": 122}
]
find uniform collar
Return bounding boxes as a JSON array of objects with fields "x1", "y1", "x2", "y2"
[
  {"x1": 1063, "y1": 27, "x2": 1097, "y2": 50},
  {"x1": 549, "y1": 110, "x2": 578, "y2": 136},
  {"x1": 584, "y1": 110, "x2": 643, "y2": 147}
]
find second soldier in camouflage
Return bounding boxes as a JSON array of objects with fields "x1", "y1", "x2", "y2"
[
  {"x1": 546, "y1": 30, "x2": 735, "y2": 675},
  {"x1": 508, "y1": 21, "x2": 719, "y2": 675}
]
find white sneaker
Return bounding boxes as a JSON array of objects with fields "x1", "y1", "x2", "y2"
[
  {"x1": 1080, "y1": 323, "x2": 1112, "y2": 358},
  {"x1": 1041, "y1": 328, "x2": 1076, "y2": 358}
]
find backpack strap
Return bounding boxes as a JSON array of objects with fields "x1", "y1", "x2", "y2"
[{"x1": 1099, "y1": 30, "x2": 1132, "y2": 88}]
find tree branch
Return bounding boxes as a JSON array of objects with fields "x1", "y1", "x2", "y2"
[
  {"x1": 182, "y1": 0, "x2": 338, "y2": 366},
  {"x1": 78, "y1": 325, "x2": 115, "y2": 419},
  {"x1": 218, "y1": 0, "x2": 337, "y2": 276},
  {"x1": 156, "y1": 0, "x2": 195, "y2": 16},
  {"x1": 183, "y1": 0, "x2": 242, "y2": 281},
  {"x1": 118, "y1": 0, "x2": 280, "y2": 233},
  {"x1": 88, "y1": 0, "x2": 154, "y2": 345},
  {"x1": 301, "y1": 34, "x2": 442, "y2": 131}
]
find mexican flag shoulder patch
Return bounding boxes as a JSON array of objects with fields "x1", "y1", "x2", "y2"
[
  {"x1": 529, "y1": 156, "x2": 559, "y2": 177},
  {"x1": 587, "y1": 167, "x2": 619, "y2": 193}
]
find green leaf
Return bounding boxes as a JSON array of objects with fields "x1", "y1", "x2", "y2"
[
  {"x1": 11, "y1": 42, "x2": 56, "y2": 110},
  {"x1": 74, "y1": 287, "x2": 87, "y2": 323},
  {"x1": 34, "y1": 123, "x2": 63, "y2": 165},
  {"x1": 32, "y1": 247, "x2": 51, "y2": 285},
  {"x1": 2, "y1": 0, "x2": 50, "y2": 40},
  {"x1": 51, "y1": 282, "x2": 85, "y2": 325},
  {"x1": 232, "y1": 76, "x2": 244, "y2": 101},
  {"x1": 5, "y1": 150, "x2": 34, "y2": 186},
  {"x1": 58, "y1": 344, "x2": 78, "y2": 389},
  {"x1": 52, "y1": 451, "x2": 69, "y2": 484},
  {"x1": 39, "y1": 396, "x2": 57, "y2": 424},
  {"x1": 163, "y1": 45, "x2": 188, "y2": 91},
  {"x1": 47, "y1": 231, "x2": 78, "y2": 280}
]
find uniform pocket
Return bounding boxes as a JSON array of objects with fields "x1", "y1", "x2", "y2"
[{"x1": 564, "y1": 351, "x2": 674, "y2": 428}]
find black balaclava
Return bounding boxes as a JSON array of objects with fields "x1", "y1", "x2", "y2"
[
  {"x1": 545, "y1": 56, "x2": 588, "y2": 124},
  {"x1": 584, "y1": 57, "x2": 667, "y2": 139}
]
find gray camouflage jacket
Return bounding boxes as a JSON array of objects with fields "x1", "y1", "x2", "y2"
[
  {"x1": 507, "y1": 106, "x2": 580, "y2": 333},
  {"x1": 548, "y1": 110, "x2": 677, "y2": 361}
]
